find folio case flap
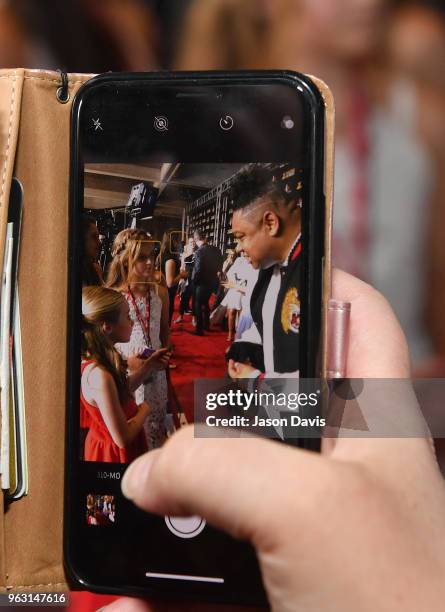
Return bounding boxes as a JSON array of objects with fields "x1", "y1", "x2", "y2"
[
  {"x1": 0, "y1": 69, "x2": 335, "y2": 593},
  {"x1": 0, "y1": 70, "x2": 23, "y2": 294},
  {"x1": 0, "y1": 68, "x2": 25, "y2": 592},
  {"x1": 0, "y1": 69, "x2": 92, "y2": 592}
]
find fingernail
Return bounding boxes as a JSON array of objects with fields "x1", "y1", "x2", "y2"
[{"x1": 121, "y1": 453, "x2": 155, "y2": 500}]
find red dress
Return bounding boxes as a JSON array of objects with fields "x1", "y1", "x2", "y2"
[{"x1": 80, "y1": 360, "x2": 148, "y2": 463}]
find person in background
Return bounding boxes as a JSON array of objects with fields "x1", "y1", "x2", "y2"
[
  {"x1": 154, "y1": 0, "x2": 194, "y2": 66},
  {"x1": 220, "y1": 251, "x2": 241, "y2": 341},
  {"x1": 234, "y1": 250, "x2": 260, "y2": 340},
  {"x1": 79, "y1": 216, "x2": 104, "y2": 451},
  {"x1": 0, "y1": 2, "x2": 28, "y2": 68},
  {"x1": 102, "y1": 495, "x2": 113, "y2": 520},
  {"x1": 228, "y1": 165, "x2": 302, "y2": 378},
  {"x1": 107, "y1": 229, "x2": 171, "y2": 450},
  {"x1": 176, "y1": 0, "x2": 445, "y2": 376},
  {"x1": 82, "y1": 215, "x2": 103, "y2": 286},
  {"x1": 191, "y1": 230, "x2": 224, "y2": 336},
  {"x1": 175, "y1": 236, "x2": 196, "y2": 324},
  {"x1": 81, "y1": 286, "x2": 149, "y2": 463},
  {"x1": 158, "y1": 231, "x2": 188, "y2": 325},
  {"x1": 387, "y1": 2, "x2": 445, "y2": 94},
  {"x1": 210, "y1": 248, "x2": 237, "y2": 318},
  {"x1": 8, "y1": 0, "x2": 159, "y2": 72}
]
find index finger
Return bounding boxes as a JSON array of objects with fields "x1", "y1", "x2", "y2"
[{"x1": 121, "y1": 427, "x2": 327, "y2": 550}]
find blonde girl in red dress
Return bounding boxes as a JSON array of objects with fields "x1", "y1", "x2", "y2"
[{"x1": 81, "y1": 286, "x2": 152, "y2": 463}]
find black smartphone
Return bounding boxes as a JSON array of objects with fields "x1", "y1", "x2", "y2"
[{"x1": 65, "y1": 71, "x2": 328, "y2": 606}]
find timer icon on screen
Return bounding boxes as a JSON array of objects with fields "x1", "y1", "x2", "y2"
[{"x1": 219, "y1": 115, "x2": 234, "y2": 131}]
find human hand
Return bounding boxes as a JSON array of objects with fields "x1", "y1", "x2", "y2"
[
  {"x1": 227, "y1": 359, "x2": 258, "y2": 379},
  {"x1": 126, "y1": 352, "x2": 150, "y2": 373},
  {"x1": 137, "y1": 401, "x2": 150, "y2": 419},
  {"x1": 104, "y1": 270, "x2": 445, "y2": 611},
  {"x1": 145, "y1": 348, "x2": 170, "y2": 372}
]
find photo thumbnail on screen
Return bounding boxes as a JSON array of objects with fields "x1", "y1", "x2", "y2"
[{"x1": 86, "y1": 494, "x2": 116, "y2": 526}]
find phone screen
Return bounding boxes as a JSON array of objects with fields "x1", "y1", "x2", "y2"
[{"x1": 66, "y1": 73, "x2": 325, "y2": 604}]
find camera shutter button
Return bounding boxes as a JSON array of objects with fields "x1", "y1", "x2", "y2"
[{"x1": 165, "y1": 516, "x2": 206, "y2": 539}]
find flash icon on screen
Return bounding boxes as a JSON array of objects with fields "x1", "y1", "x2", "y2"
[{"x1": 92, "y1": 118, "x2": 103, "y2": 131}]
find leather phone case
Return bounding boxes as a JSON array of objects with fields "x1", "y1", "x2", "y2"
[{"x1": 0, "y1": 69, "x2": 343, "y2": 592}]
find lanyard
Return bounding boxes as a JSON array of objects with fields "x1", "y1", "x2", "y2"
[{"x1": 126, "y1": 286, "x2": 151, "y2": 347}]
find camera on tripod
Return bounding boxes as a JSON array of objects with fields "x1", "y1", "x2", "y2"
[
  {"x1": 89, "y1": 182, "x2": 158, "y2": 271},
  {"x1": 127, "y1": 183, "x2": 158, "y2": 220}
]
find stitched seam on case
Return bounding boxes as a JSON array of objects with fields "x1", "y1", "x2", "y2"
[
  {"x1": 24, "y1": 77, "x2": 86, "y2": 85},
  {"x1": 0, "y1": 75, "x2": 87, "y2": 85},
  {"x1": 4, "y1": 582, "x2": 67, "y2": 590},
  {"x1": 0, "y1": 71, "x2": 16, "y2": 211}
]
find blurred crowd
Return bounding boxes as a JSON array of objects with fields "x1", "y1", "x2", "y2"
[{"x1": 2, "y1": 0, "x2": 445, "y2": 374}]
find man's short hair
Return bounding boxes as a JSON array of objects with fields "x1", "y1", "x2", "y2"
[
  {"x1": 193, "y1": 229, "x2": 207, "y2": 241},
  {"x1": 230, "y1": 166, "x2": 286, "y2": 214}
]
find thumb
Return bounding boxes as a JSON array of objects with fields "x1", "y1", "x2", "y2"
[{"x1": 121, "y1": 426, "x2": 326, "y2": 548}]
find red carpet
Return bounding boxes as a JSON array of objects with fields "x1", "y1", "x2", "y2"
[
  {"x1": 69, "y1": 592, "x2": 119, "y2": 611},
  {"x1": 169, "y1": 302, "x2": 230, "y2": 422},
  {"x1": 70, "y1": 294, "x2": 230, "y2": 609}
]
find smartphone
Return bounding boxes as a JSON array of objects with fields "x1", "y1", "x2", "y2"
[
  {"x1": 65, "y1": 71, "x2": 330, "y2": 606},
  {"x1": 139, "y1": 347, "x2": 156, "y2": 359}
]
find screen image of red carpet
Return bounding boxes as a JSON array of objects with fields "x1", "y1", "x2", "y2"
[{"x1": 169, "y1": 306, "x2": 229, "y2": 422}]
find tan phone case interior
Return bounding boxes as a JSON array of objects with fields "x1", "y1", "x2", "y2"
[
  {"x1": 0, "y1": 69, "x2": 91, "y2": 592},
  {"x1": 0, "y1": 69, "x2": 335, "y2": 592}
]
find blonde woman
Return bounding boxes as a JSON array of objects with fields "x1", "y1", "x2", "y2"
[
  {"x1": 107, "y1": 229, "x2": 171, "y2": 449},
  {"x1": 81, "y1": 286, "x2": 149, "y2": 463}
]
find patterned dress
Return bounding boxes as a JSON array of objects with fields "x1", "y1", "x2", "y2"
[{"x1": 115, "y1": 287, "x2": 168, "y2": 450}]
